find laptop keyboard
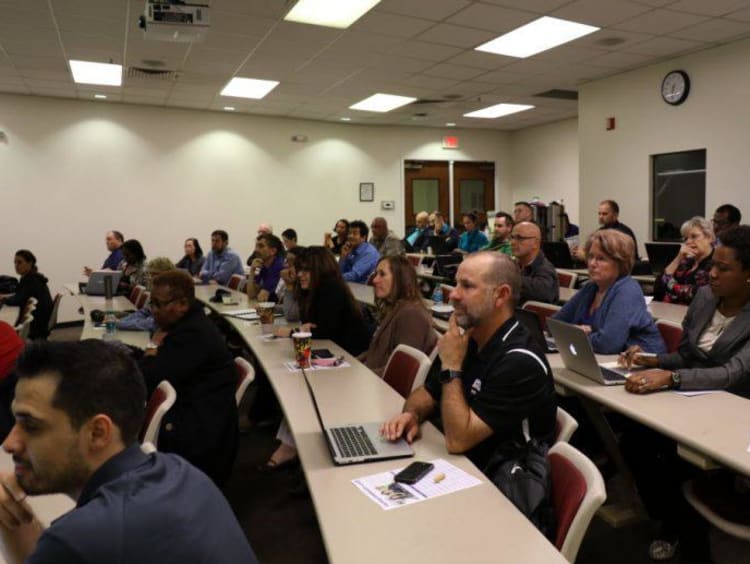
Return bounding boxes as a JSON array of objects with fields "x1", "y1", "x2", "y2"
[
  {"x1": 600, "y1": 366, "x2": 627, "y2": 382},
  {"x1": 331, "y1": 426, "x2": 377, "y2": 458}
]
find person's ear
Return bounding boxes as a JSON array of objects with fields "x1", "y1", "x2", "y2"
[
  {"x1": 495, "y1": 284, "x2": 511, "y2": 307},
  {"x1": 85, "y1": 414, "x2": 116, "y2": 451}
]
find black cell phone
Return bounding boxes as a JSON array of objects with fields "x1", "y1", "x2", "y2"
[
  {"x1": 311, "y1": 348, "x2": 334, "y2": 359},
  {"x1": 393, "y1": 461, "x2": 434, "y2": 485}
]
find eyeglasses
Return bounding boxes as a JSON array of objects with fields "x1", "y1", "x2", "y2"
[
  {"x1": 510, "y1": 234, "x2": 538, "y2": 241},
  {"x1": 150, "y1": 297, "x2": 179, "y2": 309}
]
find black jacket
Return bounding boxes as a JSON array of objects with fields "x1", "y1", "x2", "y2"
[{"x1": 5, "y1": 271, "x2": 53, "y2": 339}]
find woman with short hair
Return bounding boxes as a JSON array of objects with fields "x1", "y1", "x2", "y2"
[{"x1": 0, "y1": 250, "x2": 53, "y2": 340}]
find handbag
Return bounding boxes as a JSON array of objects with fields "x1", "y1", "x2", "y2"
[{"x1": 483, "y1": 420, "x2": 556, "y2": 540}]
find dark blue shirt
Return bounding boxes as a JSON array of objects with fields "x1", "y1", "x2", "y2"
[
  {"x1": 28, "y1": 445, "x2": 257, "y2": 564},
  {"x1": 102, "y1": 248, "x2": 123, "y2": 270}
]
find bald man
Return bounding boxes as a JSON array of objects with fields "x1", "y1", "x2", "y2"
[
  {"x1": 510, "y1": 222, "x2": 559, "y2": 304},
  {"x1": 370, "y1": 217, "x2": 403, "y2": 257}
]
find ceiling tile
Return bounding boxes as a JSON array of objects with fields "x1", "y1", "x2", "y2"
[
  {"x1": 615, "y1": 8, "x2": 710, "y2": 34},
  {"x1": 376, "y1": 0, "x2": 471, "y2": 21},
  {"x1": 50, "y1": 0, "x2": 124, "y2": 20},
  {"x1": 726, "y1": 7, "x2": 750, "y2": 21},
  {"x1": 446, "y1": 50, "x2": 516, "y2": 70},
  {"x1": 669, "y1": 18, "x2": 750, "y2": 42},
  {"x1": 446, "y1": 4, "x2": 537, "y2": 34},
  {"x1": 415, "y1": 23, "x2": 497, "y2": 48},
  {"x1": 386, "y1": 40, "x2": 463, "y2": 62},
  {"x1": 666, "y1": 0, "x2": 750, "y2": 17},
  {"x1": 399, "y1": 74, "x2": 460, "y2": 90},
  {"x1": 480, "y1": 0, "x2": 570, "y2": 13},
  {"x1": 422, "y1": 62, "x2": 486, "y2": 80},
  {"x1": 624, "y1": 35, "x2": 706, "y2": 56},
  {"x1": 571, "y1": 28, "x2": 654, "y2": 50},
  {"x1": 551, "y1": 0, "x2": 653, "y2": 27},
  {"x1": 352, "y1": 11, "x2": 436, "y2": 38},
  {"x1": 584, "y1": 50, "x2": 657, "y2": 68}
]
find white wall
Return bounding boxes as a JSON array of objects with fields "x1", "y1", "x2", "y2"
[
  {"x1": 509, "y1": 118, "x2": 579, "y2": 223},
  {"x1": 0, "y1": 94, "x2": 510, "y2": 321},
  {"x1": 579, "y1": 37, "x2": 750, "y2": 254}
]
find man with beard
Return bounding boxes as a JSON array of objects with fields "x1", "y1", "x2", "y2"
[
  {"x1": 381, "y1": 252, "x2": 556, "y2": 471},
  {"x1": 0, "y1": 340, "x2": 257, "y2": 563}
]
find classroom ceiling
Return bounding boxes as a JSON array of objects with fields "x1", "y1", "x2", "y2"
[{"x1": 2, "y1": 0, "x2": 750, "y2": 130}]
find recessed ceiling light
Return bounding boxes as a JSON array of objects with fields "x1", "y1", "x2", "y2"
[
  {"x1": 285, "y1": 0, "x2": 380, "y2": 29},
  {"x1": 446, "y1": 122, "x2": 456, "y2": 127},
  {"x1": 69, "y1": 60, "x2": 122, "y2": 86},
  {"x1": 340, "y1": 117, "x2": 351, "y2": 121},
  {"x1": 94, "y1": 94, "x2": 107, "y2": 99},
  {"x1": 475, "y1": 16, "x2": 599, "y2": 58},
  {"x1": 220, "y1": 77, "x2": 279, "y2": 99},
  {"x1": 223, "y1": 106, "x2": 235, "y2": 111},
  {"x1": 350, "y1": 93, "x2": 417, "y2": 113},
  {"x1": 463, "y1": 103, "x2": 534, "y2": 119}
]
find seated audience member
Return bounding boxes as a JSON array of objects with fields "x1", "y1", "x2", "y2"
[
  {"x1": 406, "y1": 211, "x2": 429, "y2": 247},
  {"x1": 83, "y1": 230, "x2": 124, "y2": 276},
  {"x1": 246, "y1": 233, "x2": 285, "y2": 302},
  {"x1": 0, "y1": 321, "x2": 24, "y2": 438},
  {"x1": 654, "y1": 216, "x2": 714, "y2": 305},
  {"x1": 268, "y1": 247, "x2": 370, "y2": 469},
  {"x1": 513, "y1": 201, "x2": 534, "y2": 224},
  {"x1": 281, "y1": 228, "x2": 298, "y2": 251},
  {"x1": 324, "y1": 219, "x2": 349, "y2": 255},
  {"x1": 381, "y1": 252, "x2": 556, "y2": 473},
  {"x1": 510, "y1": 222, "x2": 559, "y2": 305},
  {"x1": 117, "y1": 239, "x2": 147, "y2": 296},
  {"x1": 618, "y1": 225, "x2": 750, "y2": 562},
  {"x1": 175, "y1": 237, "x2": 205, "y2": 276},
  {"x1": 457, "y1": 212, "x2": 488, "y2": 253},
  {"x1": 139, "y1": 270, "x2": 239, "y2": 485},
  {"x1": 116, "y1": 257, "x2": 175, "y2": 332},
  {"x1": 360, "y1": 255, "x2": 438, "y2": 376},
  {"x1": 199, "y1": 229, "x2": 244, "y2": 286},
  {"x1": 416, "y1": 211, "x2": 459, "y2": 253},
  {"x1": 276, "y1": 246, "x2": 305, "y2": 322},
  {"x1": 0, "y1": 250, "x2": 53, "y2": 340},
  {"x1": 340, "y1": 220, "x2": 380, "y2": 283},
  {"x1": 245, "y1": 223, "x2": 273, "y2": 266},
  {"x1": 712, "y1": 203, "x2": 742, "y2": 242},
  {"x1": 574, "y1": 199, "x2": 639, "y2": 261},
  {"x1": 554, "y1": 229, "x2": 665, "y2": 354},
  {"x1": 0, "y1": 340, "x2": 257, "y2": 563},
  {"x1": 369, "y1": 217, "x2": 403, "y2": 257},
  {"x1": 483, "y1": 212, "x2": 514, "y2": 255}
]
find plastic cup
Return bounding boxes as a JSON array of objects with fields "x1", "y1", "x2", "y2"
[
  {"x1": 257, "y1": 302, "x2": 275, "y2": 334},
  {"x1": 292, "y1": 331, "x2": 312, "y2": 368}
]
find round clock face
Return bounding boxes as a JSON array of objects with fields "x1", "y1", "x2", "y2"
[{"x1": 661, "y1": 70, "x2": 690, "y2": 105}]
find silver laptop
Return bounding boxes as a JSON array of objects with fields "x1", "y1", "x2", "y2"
[
  {"x1": 547, "y1": 318, "x2": 644, "y2": 386},
  {"x1": 300, "y1": 367, "x2": 414, "y2": 465},
  {"x1": 85, "y1": 270, "x2": 123, "y2": 296}
]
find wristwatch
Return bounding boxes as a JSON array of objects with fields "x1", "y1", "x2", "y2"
[
  {"x1": 670, "y1": 371, "x2": 681, "y2": 389},
  {"x1": 439, "y1": 369, "x2": 462, "y2": 384}
]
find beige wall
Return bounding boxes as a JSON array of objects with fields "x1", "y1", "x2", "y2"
[{"x1": 579, "y1": 37, "x2": 750, "y2": 255}]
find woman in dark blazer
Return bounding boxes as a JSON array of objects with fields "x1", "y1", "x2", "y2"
[{"x1": 0, "y1": 250, "x2": 53, "y2": 339}]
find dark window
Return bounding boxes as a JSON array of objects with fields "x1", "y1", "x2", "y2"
[{"x1": 651, "y1": 149, "x2": 706, "y2": 241}]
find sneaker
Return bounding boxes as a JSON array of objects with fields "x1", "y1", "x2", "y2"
[{"x1": 649, "y1": 539, "x2": 679, "y2": 561}]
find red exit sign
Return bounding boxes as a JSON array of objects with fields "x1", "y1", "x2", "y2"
[{"x1": 442, "y1": 135, "x2": 459, "y2": 149}]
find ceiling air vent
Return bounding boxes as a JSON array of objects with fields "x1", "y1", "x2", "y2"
[
  {"x1": 533, "y1": 89, "x2": 578, "y2": 100},
  {"x1": 127, "y1": 67, "x2": 180, "y2": 81}
]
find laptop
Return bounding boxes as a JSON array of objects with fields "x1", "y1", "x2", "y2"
[
  {"x1": 546, "y1": 318, "x2": 644, "y2": 385},
  {"x1": 84, "y1": 270, "x2": 123, "y2": 296},
  {"x1": 426, "y1": 235, "x2": 450, "y2": 255},
  {"x1": 645, "y1": 242, "x2": 681, "y2": 276},
  {"x1": 299, "y1": 367, "x2": 414, "y2": 465},
  {"x1": 542, "y1": 241, "x2": 576, "y2": 269},
  {"x1": 433, "y1": 254, "x2": 462, "y2": 278},
  {"x1": 515, "y1": 308, "x2": 557, "y2": 353}
]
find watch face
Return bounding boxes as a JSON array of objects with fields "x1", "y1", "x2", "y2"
[{"x1": 661, "y1": 70, "x2": 690, "y2": 105}]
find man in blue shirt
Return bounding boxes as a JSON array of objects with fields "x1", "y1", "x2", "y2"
[
  {"x1": 198, "y1": 229, "x2": 244, "y2": 285},
  {"x1": 83, "y1": 230, "x2": 124, "y2": 276},
  {"x1": 246, "y1": 233, "x2": 285, "y2": 302},
  {"x1": 0, "y1": 340, "x2": 257, "y2": 563},
  {"x1": 340, "y1": 220, "x2": 380, "y2": 283},
  {"x1": 406, "y1": 211, "x2": 429, "y2": 248}
]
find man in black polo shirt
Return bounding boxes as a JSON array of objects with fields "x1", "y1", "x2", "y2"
[
  {"x1": 382, "y1": 252, "x2": 556, "y2": 471},
  {"x1": 0, "y1": 340, "x2": 257, "y2": 563}
]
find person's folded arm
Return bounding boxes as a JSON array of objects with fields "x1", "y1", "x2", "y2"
[{"x1": 440, "y1": 379, "x2": 494, "y2": 453}]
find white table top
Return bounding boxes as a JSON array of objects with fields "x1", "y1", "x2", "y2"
[
  {"x1": 71, "y1": 294, "x2": 151, "y2": 349},
  {"x1": 0, "y1": 305, "x2": 18, "y2": 327}
]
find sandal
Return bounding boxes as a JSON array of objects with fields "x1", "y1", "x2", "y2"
[{"x1": 649, "y1": 539, "x2": 679, "y2": 561}]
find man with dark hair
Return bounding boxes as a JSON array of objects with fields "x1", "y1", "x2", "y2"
[
  {"x1": 140, "y1": 270, "x2": 239, "y2": 484},
  {"x1": 574, "y1": 199, "x2": 639, "y2": 261},
  {"x1": 370, "y1": 217, "x2": 403, "y2": 257},
  {"x1": 483, "y1": 212, "x2": 514, "y2": 255},
  {"x1": 382, "y1": 252, "x2": 556, "y2": 473},
  {"x1": 713, "y1": 204, "x2": 742, "y2": 239},
  {"x1": 0, "y1": 339, "x2": 257, "y2": 563},
  {"x1": 513, "y1": 202, "x2": 534, "y2": 224},
  {"x1": 340, "y1": 220, "x2": 379, "y2": 283},
  {"x1": 511, "y1": 222, "x2": 559, "y2": 304},
  {"x1": 246, "y1": 233, "x2": 285, "y2": 302},
  {"x1": 83, "y1": 230, "x2": 124, "y2": 276},
  {"x1": 198, "y1": 229, "x2": 244, "y2": 285}
]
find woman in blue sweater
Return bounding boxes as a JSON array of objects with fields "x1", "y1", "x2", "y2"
[{"x1": 554, "y1": 229, "x2": 665, "y2": 354}]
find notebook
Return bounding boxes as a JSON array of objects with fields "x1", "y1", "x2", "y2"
[
  {"x1": 300, "y1": 367, "x2": 414, "y2": 465},
  {"x1": 84, "y1": 270, "x2": 123, "y2": 296},
  {"x1": 546, "y1": 318, "x2": 644, "y2": 386}
]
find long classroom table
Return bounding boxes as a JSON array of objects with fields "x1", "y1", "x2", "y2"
[
  {"x1": 71, "y1": 293, "x2": 151, "y2": 349},
  {"x1": 195, "y1": 284, "x2": 566, "y2": 564}
]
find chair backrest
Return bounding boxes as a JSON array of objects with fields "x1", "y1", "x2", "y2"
[
  {"x1": 548, "y1": 442, "x2": 607, "y2": 562},
  {"x1": 439, "y1": 284, "x2": 455, "y2": 303},
  {"x1": 555, "y1": 407, "x2": 579, "y2": 444},
  {"x1": 139, "y1": 380, "x2": 177, "y2": 447},
  {"x1": 656, "y1": 319, "x2": 683, "y2": 354},
  {"x1": 382, "y1": 345, "x2": 432, "y2": 399},
  {"x1": 556, "y1": 270, "x2": 578, "y2": 289},
  {"x1": 407, "y1": 254, "x2": 422, "y2": 268},
  {"x1": 136, "y1": 290, "x2": 150, "y2": 310},
  {"x1": 129, "y1": 284, "x2": 144, "y2": 305},
  {"x1": 522, "y1": 301, "x2": 562, "y2": 331},
  {"x1": 234, "y1": 357, "x2": 256, "y2": 406},
  {"x1": 16, "y1": 316, "x2": 33, "y2": 340},
  {"x1": 427, "y1": 329, "x2": 442, "y2": 363},
  {"x1": 227, "y1": 274, "x2": 244, "y2": 291},
  {"x1": 47, "y1": 293, "x2": 62, "y2": 333}
]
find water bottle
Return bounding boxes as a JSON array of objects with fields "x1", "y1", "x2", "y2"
[
  {"x1": 103, "y1": 299, "x2": 117, "y2": 341},
  {"x1": 431, "y1": 285, "x2": 443, "y2": 304}
]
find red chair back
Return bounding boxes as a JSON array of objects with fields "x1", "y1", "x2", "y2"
[
  {"x1": 549, "y1": 452, "x2": 588, "y2": 550},
  {"x1": 656, "y1": 320, "x2": 683, "y2": 353},
  {"x1": 522, "y1": 301, "x2": 561, "y2": 331},
  {"x1": 557, "y1": 271, "x2": 574, "y2": 288},
  {"x1": 136, "y1": 291, "x2": 149, "y2": 310},
  {"x1": 383, "y1": 350, "x2": 421, "y2": 399},
  {"x1": 228, "y1": 275, "x2": 243, "y2": 290},
  {"x1": 139, "y1": 386, "x2": 168, "y2": 443}
]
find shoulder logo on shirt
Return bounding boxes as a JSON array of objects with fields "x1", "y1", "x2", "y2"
[{"x1": 470, "y1": 378, "x2": 482, "y2": 395}]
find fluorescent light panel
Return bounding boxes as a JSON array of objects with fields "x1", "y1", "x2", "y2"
[
  {"x1": 94, "y1": 94, "x2": 107, "y2": 99},
  {"x1": 221, "y1": 77, "x2": 279, "y2": 99},
  {"x1": 69, "y1": 60, "x2": 122, "y2": 86},
  {"x1": 350, "y1": 93, "x2": 416, "y2": 113},
  {"x1": 476, "y1": 16, "x2": 599, "y2": 58},
  {"x1": 463, "y1": 103, "x2": 534, "y2": 119},
  {"x1": 285, "y1": 0, "x2": 380, "y2": 29}
]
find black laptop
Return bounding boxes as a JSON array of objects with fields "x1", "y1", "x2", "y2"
[{"x1": 645, "y1": 242, "x2": 681, "y2": 276}]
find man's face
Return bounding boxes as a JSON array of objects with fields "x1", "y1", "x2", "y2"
[
  {"x1": 150, "y1": 285, "x2": 189, "y2": 330},
  {"x1": 598, "y1": 204, "x2": 617, "y2": 226},
  {"x1": 348, "y1": 227, "x2": 365, "y2": 248},
  {"x1": 257, "y1": 224, "x2": 271, "y2": 236},
  {"x1": 712, "y1": 211, "x2": 736, "y2": 237},
  {"x1": 370, "y1": 220, "x2": 387, "y2": 240},
  {"x1": 3, "y1": 375, "x2": 89, "y2": 496},
  {"x1": 254, "y1": 238, "x2": 274, "y2": 262},
  {"x1": 510, "y1": 223, "x2": 539, "y2": 261},
  {"x1": 416, "y1": 216, "x2": 428, "y2": 230},
  {"x1": 211, "y1": 234, "x2": 227, "y2": 253},
  {"x1": 513, "y1": 205, "x2": 532, "y2": 223},
  {"x1": 493, "y1": 217, "x2": 512, "y2": 242},
  {"x1": 105, "y1": 232, "x2": 119, "y2": 252},
  {"x1": 450, "y1": 258, "x2": 498, "y2": 329}
]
